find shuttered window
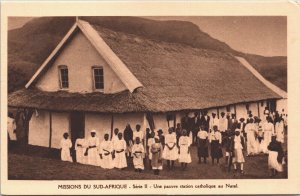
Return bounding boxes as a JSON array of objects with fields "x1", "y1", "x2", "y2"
[
  {"x1": 59, "y1": 65, "x2": 69, "y2": 89},
  {"x1": 93, "y1": 67, "x2": 104, "y2": 90}
]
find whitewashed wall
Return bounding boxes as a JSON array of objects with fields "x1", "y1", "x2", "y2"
[
  {"x1": 51, "y1": 112, "x2": 70, "y2": 149},
  {"x1": 36, "y1": 31, "x2": 126, "y2": 94},
  {"x1": 276, "y1": 98, "x2": 288, "y2": 114},
  {"x1": 29, "y1": 110, "x2": 50, "y2": 147},
  {"x1": 114, "y1": 113, "x2": 145, "y2": 134},
  {"x1": 85, "y1": 113, "x2": 112, "y2": 143},
  {"x1": 153, "y1": 113, "x2": 169, "y2": 135}
]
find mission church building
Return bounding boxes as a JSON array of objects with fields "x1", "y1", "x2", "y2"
[{"x1": 8, "y1": 19, "x2": 287, "y2": 149}]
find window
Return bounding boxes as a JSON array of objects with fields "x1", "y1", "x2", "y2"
[
  {"x1": 93, "y1": 67, "x2": 104, "y2": 90},
  {"x1": 59, "y1": 65, "x2": 69, "y2": 89}
]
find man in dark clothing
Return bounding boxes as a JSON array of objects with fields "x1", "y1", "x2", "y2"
[
  {"x1": 181, "y1": 113, "x2": 189, "y2": 131},
  {"x1": 200, "y1": 110, "x2": 210, "y2": 132},
  {"x1": 228, "y1": 113, "x2": 238, "y2": 132},
  {"x1": 191, "y1": 112, "x2": 200, "y2": 144},
  {"x1": 124, "y1": 124, "x2": 133, "y2": 157}
]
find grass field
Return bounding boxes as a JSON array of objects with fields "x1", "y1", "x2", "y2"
[{"x1": 8, "y1": 145, "x2": 287, "y2": 180}]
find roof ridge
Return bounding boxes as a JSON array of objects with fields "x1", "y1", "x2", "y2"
[{"x1": 234, "y1": 56, "x2": 287, "y2": 99}]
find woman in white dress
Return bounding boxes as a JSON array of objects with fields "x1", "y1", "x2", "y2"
[
  {"x1": 99, "y1": 133, "x2": 114, "y2": 169},
  {"x1": 275, "y1": 117, "x2": 284, "y2": 143},
  {"x1": 113, "y1": 133, "x2": 127, "y2": 169},
  {"x1": 60, "y1": 132, "x2": 73, "y2": 162},
  {"x1": 245, "y1": 118, "x2": 258, "y2": 156},
  {"x1": 162, "y1": 128, "x2": 178, "y2": 170},
  {"x1": 262, "y1": 117, "x2": 275, "y2": 153},
  {"x1": 132, "y1": 137, "x2": 145, "y2": 172},
  {"x1": 75, "y1": 136, "x2": 87, "y2": 164},
  {"x1": 178, "y1": 130, "x2": 192, "y2": 170},
  {"x1": 85, "y1": 130, "x2": 100, "y2": 166}
]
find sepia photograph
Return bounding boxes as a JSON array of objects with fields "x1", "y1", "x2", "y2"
[{"x1": 6, "y1": 15, "x2": 288, "y2": 181}]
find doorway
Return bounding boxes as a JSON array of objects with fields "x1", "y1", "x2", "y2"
[{"x1": 70, "y1": 112, "x2": 85, "y2": 161}]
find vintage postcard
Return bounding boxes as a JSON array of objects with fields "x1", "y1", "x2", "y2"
[{"x1": 1, "y1": 1, "x2": 300, "y2": 195}]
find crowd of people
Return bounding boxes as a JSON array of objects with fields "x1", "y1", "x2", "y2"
[{"x1": 59, "y1": 107, "x2": 287, "y2": 177}]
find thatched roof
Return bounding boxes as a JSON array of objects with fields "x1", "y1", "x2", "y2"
[{"x1": 8, "y1": 21, "x2": 282, "y2": 113}]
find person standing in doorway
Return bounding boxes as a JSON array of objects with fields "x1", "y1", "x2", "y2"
[
  {"x1": 60, "y1": 132, "x2": 73, "y2": 162},
  {"x1": 75, "y1": 132, "x2": 87, "y2": 164}
]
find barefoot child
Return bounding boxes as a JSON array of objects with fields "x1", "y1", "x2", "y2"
[
  {"x1": 151, "y1": 136, "x2": 163, "y2": 175},
  {"x1": 132, "y1": 137, "x2": 145, "y2": 172},
  {"x1": 60, "y1": 132, "x2": 73, "y2": 162},
  {"x1": 113, "y1": 132, "x2": 127, "y2": 169},
  {"x1": 99, "y1": 133, "x2": 114, "y2": 169},
  {"x1": 178, "y1": 130, "x2": 192, "y2": 170}
]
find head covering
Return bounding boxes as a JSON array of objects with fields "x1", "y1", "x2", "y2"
[
  {"x1": 91, "y1": 130, "x2": 96, "y2": 133},
  {"x1": 235, "y1": 128, "x2": 241, "y2": 132},
  {"x1": 154, "y1": 135, "x2": 160, "y2": 140}
]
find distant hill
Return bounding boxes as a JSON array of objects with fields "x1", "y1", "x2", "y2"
[{"x1": 8, "y1": 16, "x2": 287, "y2": 92}]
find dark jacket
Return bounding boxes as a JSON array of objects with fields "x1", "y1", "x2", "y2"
[{"x1": 200, "y1": 115, "x2": 210, "y2": 131}]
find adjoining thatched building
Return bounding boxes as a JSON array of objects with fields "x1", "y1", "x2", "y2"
[{"x1": 8, "y1": 19, "x2": 287, "y2": 149}]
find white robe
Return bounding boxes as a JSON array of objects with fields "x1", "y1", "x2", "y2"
[
  {"x1": 232, "y1": 136, "x2": 245, "y2": 163},
  {"x1": 75, "y1": 138, "x2": 88, "y2": 164},
  {"x1": 245, "y1": 123, "x2": 258, "y2": 155},
  {"x1": 132, "y1": 143, "x2": 145, "y2": 169},
  {"x1": 7, "y1": 117, "x2": 17, "y2": 141},
  {"x1": 219, "y1": 117, "x2": 228, "y2": 132},
  {"x1": 262, "y1": 122, "x2": 275, "y2": 153},
  {"x1": 162, "y1": 133, "x2": 178, "y2": 160},
  {"x1": 99, "y1": 140, "x2": 114, "y2": 169},
  {"x1": 268, "y1": 151, "x2": 283, "y2": 172},
  {"x1": 113, "y1": 139, "x2": 127, "y2": 169},
  {"x1": 275, "y1": 122, "x2": 284, "y2": 143},
  {"x1": 87, "y1": 136, "x2": 100, "y2": 166},
  {"x1": 60, "y1": 138, "x2": 73, "y2": 162}
]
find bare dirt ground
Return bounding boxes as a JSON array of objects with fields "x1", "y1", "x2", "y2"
[{"x1": 8, "y1": 145, "x2": 287, "y2": 180}]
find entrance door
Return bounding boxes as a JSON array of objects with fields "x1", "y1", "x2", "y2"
[{"x1": 70, "y1": 112, "x2": 85, "y2": 162}]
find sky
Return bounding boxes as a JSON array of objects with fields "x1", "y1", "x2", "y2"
[{"x1": 8, "y1": 16, "x2": 287, "y2": 57}]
